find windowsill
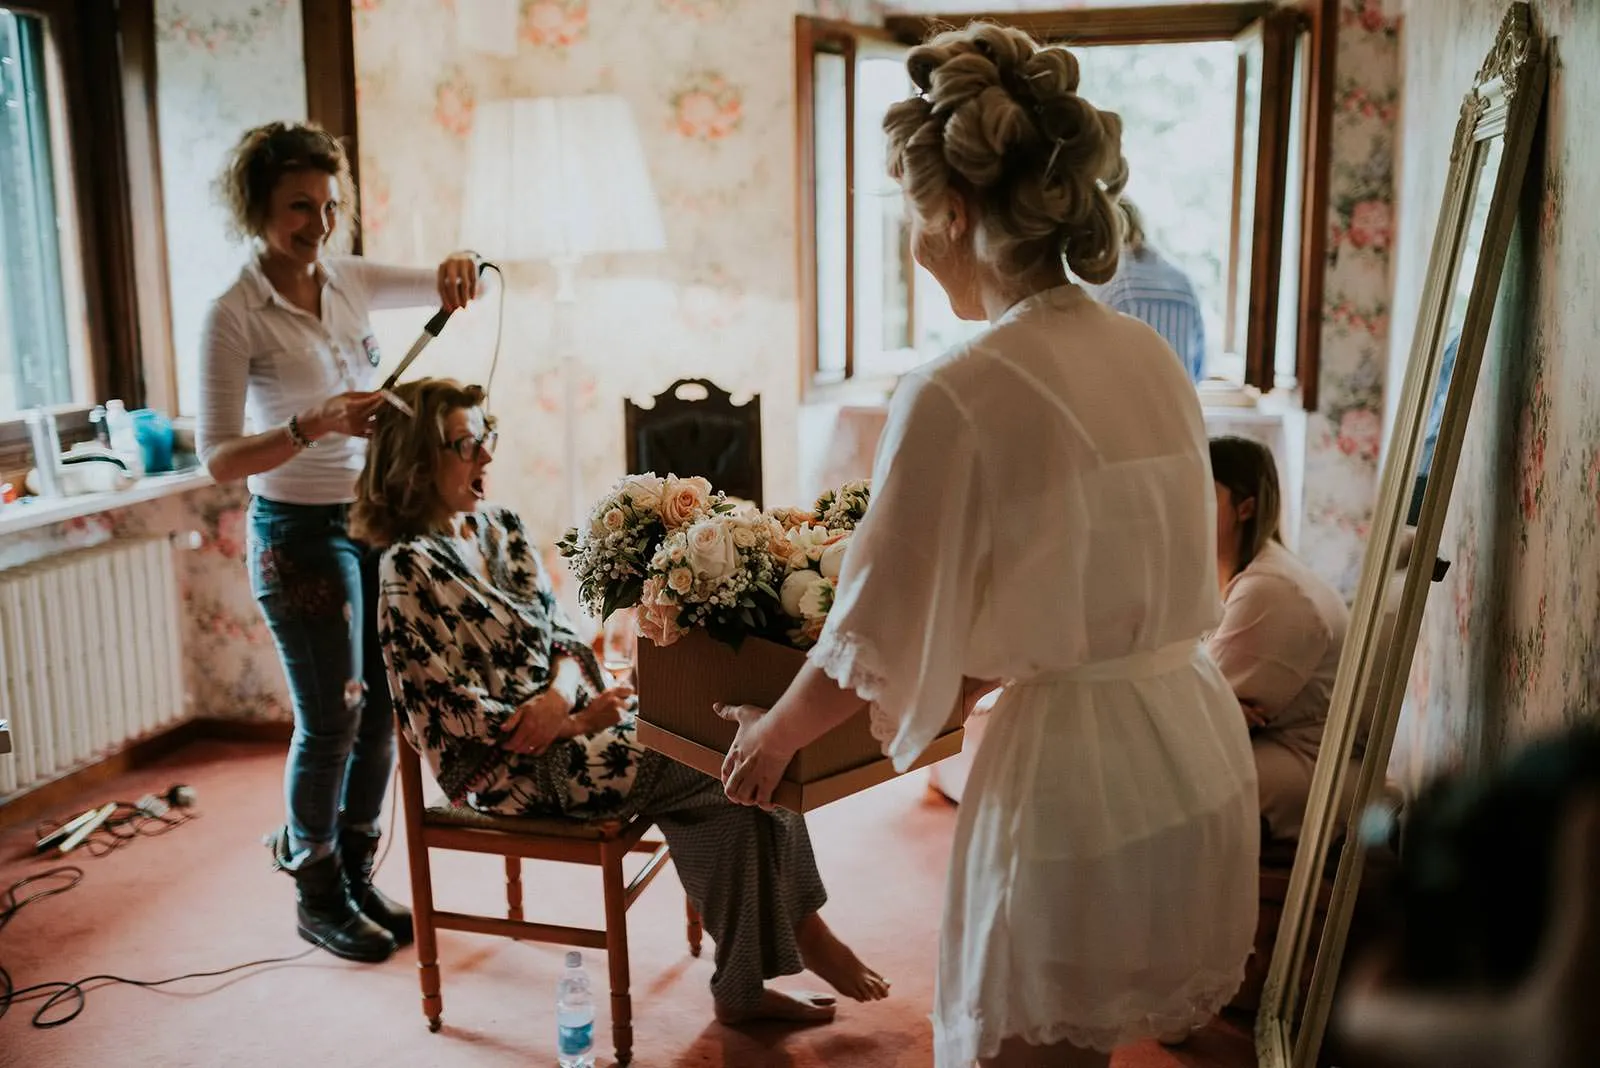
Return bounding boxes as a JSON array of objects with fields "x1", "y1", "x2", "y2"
[{"x1": 0, "y1": 467, "x2": 214, "y2": 540}]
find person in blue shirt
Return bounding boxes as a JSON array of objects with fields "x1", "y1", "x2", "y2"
[
  {"x1": 1408, "y1": 332, "x2": 1460, "y2": 525},
  {"x1": 1086, "y1": 199, "x2": 1208, "y2": 382}
]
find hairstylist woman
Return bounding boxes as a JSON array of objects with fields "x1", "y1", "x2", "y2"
[{"x1": 196, "y1": 120, "x2": 488, "y2": 962}]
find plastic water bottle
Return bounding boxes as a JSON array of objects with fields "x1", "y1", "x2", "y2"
[
  {"x1": 104, "y1": 399, "x2": 145, "y2": 478},
  {"x1": 556, "y1": 950, "x2": 596, "y2": 1067}
]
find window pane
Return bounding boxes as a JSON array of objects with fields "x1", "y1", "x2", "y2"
[
  {"x1": 0, "y1": 10, "x2": 73, "y2": 416},
  {"x1": 853, "y1": 48, "x2": 914, "y2": 379},
  {"x1": 1230, "y1": 32, "x2": 1262, "y2": 367},
  {"x1": 1274, "y1": 32, "x2": 1308, "y2": 389},
  {"x1": 813, "y1": 49, "x2": 849, "y2": 384},
  {"x1": 1075, "y1": 40, "x2": 1238, "y2": 379}
]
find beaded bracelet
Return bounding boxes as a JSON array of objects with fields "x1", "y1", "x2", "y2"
[{"x1": 286, "y1": 414, "x2": 318, "y2": 450}]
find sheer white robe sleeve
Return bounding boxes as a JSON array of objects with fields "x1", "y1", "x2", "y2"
[{"x1": 808, "y1": 370, "x2": 990, "y2": 773}]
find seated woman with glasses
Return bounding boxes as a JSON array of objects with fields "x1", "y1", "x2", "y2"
[{"x1": 351, "y1": 377, "x2": 888, "y2": 1025}]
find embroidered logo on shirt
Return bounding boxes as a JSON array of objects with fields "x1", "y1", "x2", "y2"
[{"x1": 361, "y1": 333, "x2": 382, "y2": 367}]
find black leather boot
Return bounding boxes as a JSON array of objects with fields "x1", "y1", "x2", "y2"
[
  {"x1": 339, "y1": 828, "x2": 414, "y2": 946},
  {"x1": 267, "y1": 826, "x2": 396, "y2": 963}
]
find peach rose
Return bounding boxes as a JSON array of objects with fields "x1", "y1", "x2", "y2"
[
  {"x1": 659, "y1": 475, "x2": 712, "y2": 529},
  {"x1": 638, "y1": 603, "x2": 686, "y2": 647}
]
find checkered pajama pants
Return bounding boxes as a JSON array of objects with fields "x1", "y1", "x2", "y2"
[{"x1": 625, "y1": 753, "x2": 828, "y2": 1011}]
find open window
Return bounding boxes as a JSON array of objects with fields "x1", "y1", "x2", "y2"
[
  {"x1": 796, "y1": 18, "x2": 912, "y2": 391},
  {"x1": 0, "y1": 8, "x2": 86, "y2": 418},
  {"x1": 799, "y1": 2, "x2": 1334, "y2": 409}
]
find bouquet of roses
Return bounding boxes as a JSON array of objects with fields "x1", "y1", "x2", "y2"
[
  {"x1": 556, "y1": 473, "x2": 728, "y2": 620},
  {"x1": 636, "y1": 505, "x2": 785, "y2": 648},
  {"x1": 765, "y1": 479, "x2": 872, "y2": 647},
  {"x1": 561, "y1": 473, "x2": 873, "y2": 650}
]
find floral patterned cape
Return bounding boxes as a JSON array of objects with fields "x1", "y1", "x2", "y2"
[{"x1": 377, "y1": 506, "x2": 650, "y2": 817}]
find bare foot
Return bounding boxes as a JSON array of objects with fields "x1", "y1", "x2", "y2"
[
  {"x1": 796, "y1": 913, "x2": 891, "y2": 1002},
  {"x1": 715, "y1": 988, "x2": 838, "y2": 1026}
]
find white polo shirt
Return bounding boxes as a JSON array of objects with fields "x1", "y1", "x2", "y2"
[{"x1": 196, "y1": 255, "x2": 438, "y2": 506}]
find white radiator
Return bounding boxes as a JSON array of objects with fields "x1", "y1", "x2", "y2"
[{"x1": 0, "y1": 536, "x2": 186, "y2": 797}]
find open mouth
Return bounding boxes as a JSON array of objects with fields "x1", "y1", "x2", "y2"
[{"x1": 470, "y1": 477, "x2": 486, "y2": 500}]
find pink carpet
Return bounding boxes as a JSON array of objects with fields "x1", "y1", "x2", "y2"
[{"x1": 0, "y1": 740, "x2": 1255, "y2": 1067}]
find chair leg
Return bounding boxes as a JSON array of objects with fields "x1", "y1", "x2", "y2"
[
  {"x1": 600, "y1": 842, "x2": 634, "y2": 1065},
  {"x1": 505, "y1": 855, "x2": 524, "y2": 925},
  {"x1": 685, "y1": 897, "x2": 703, "y2": 958},
  {"x1": 404, "y1": 839, "x2": 444, "y2": 1032}
]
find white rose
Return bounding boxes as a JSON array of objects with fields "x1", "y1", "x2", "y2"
[
  {"x1": 685, "y1": 519, "x2": 739, "y2": 583},
  {"x1": 779, "y1": 568, "x2": 825, "y2": 618},
  {"x1": 621, "y1": 474, "x2": 664, "y2": 512},
  {"x1": 667, "y1": 567, "x2": 694, "y2": 594},
  {"x1": 603, "y1": 507, "x2": 626, "y2": 532},
  {"x1": 818, "y1": 540, "x2": 848, "y2": 580},
  {"x1": 797, "y1": 579, "x2": 833, "y2": 621}
]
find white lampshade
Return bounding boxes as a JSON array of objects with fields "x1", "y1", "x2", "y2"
[{"x1": 459, "y1": 94, "x2": 666, "y2": 262}]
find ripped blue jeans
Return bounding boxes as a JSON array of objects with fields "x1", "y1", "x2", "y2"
[{"x1": 248, "y1": 497, "x2": 394, "y2": 868}]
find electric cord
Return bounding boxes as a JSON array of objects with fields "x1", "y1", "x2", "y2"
[
  {"x1": 33, "y1": 801, "x2": 200, "y2": 859},
  {"x1": 0, "y1": 794, "x2": 400, "y2": 1030},
  {"x1": 480, "y1": 260, "x2": 506, "y2": 409}
]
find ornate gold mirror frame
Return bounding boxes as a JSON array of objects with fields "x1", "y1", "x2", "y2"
[{"x1": 1255, "y1": 5, "x2": 1548, "y2": 1066}]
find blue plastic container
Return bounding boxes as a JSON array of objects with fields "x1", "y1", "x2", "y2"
[{"x1": 132, "y1": 409, "x2": 175, "y2": 473}]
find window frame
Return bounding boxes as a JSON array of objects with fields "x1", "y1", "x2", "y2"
[
  {"x1": 0, "y1": 0, "x2": 167, "y2": 476},
  {"x1": 801, "y1": 1, "x2": 1336, "y2": 411}
]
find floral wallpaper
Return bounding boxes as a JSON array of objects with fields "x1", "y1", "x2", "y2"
[
  {"x1": 353, "y1": 0, "x2": 885, "y2": 572},
  {"x1": 1291, "y1": 0, "x2": 1400, "y2": 598},
  {"x1": 1391, "y1": 0, "x2": 1599, "y2": 789},
  {"x1": 154, "y1": 0, "x2": 308, "y2": 417}
]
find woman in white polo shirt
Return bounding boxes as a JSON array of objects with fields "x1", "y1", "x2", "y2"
[{"x1": 197, "y1": 121, "x2": 485, "y2": 962}]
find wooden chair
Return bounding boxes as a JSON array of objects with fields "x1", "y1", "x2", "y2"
[
  {"x1": 624, "y1": 378, "x2": 763, "y2": 507},
  {"x1": 394, "y1": 721, "x2": 702, "y2": 1064}
]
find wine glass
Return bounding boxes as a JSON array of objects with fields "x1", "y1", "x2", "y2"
[{"x1": 601, "y1": 610, "x2": 638, "y2": 688}]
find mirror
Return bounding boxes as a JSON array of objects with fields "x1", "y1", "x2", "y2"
[
  {"x1": 1256, "y1": 5, "x2": 1547, "y2": 1067},
  {"x1": 1408, "y1": 135, "x2": 1504, "y2": 526}
]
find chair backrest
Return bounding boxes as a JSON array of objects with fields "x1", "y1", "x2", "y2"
[{"x1": 624, "y1": 378, "x2": 763, "y2": 507}]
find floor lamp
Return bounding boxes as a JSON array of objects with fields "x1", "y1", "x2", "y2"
[{"x1": 459, "y1": 94, "x2": 667, "y2": 536}]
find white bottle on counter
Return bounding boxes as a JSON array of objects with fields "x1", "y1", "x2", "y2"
[{"x1": 104, "y1": 399, "x2": 145, "y2": 478}]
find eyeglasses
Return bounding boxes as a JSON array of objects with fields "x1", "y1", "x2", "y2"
[{"x1": 443, "y1": 428, "x2": 498, "y2": 461}]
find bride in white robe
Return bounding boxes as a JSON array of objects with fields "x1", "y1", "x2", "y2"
[{"x1": 719, "y1": 23, "x2": 1258, "y2": 1068}]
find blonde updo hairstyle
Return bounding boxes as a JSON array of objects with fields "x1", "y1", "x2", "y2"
[{"x1": 884, "y1": 22, "x2": 1129, "y2": 285}]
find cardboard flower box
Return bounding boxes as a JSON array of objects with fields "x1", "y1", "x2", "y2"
[{"x1": 633, "y1": 629, "x2": 966, "y2": 812}]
